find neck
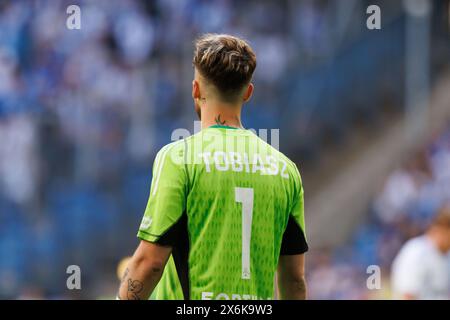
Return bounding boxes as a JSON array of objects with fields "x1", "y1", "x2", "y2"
[
  {"x1": 426, "y1": 231, "x2": 446, "y2": 255},
  {"x1": 200, "y1": 102, "x2": 244, "y2": 129}
]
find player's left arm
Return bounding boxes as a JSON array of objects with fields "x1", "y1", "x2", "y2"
[
  {"x1": 117, "y1": 240, "x2": 172, "y2": 300},
  {"x1": 277, "y1": 161, "x2": 308, "y2": 300},
  {"x1": 277, "y1": 253, "x2": 307, "y2": 300}
]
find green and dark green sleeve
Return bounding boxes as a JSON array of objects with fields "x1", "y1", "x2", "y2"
[
  {"x1": 137, "y1": 141, "x2": 187, "y2": 243},
  {"x1": 280, "y1": 163, "x2": 308, "y2": 255}
]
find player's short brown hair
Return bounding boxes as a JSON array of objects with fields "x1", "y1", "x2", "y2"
[{"x1": 193, "y1": 34, "x2": 257, "y2": 102}]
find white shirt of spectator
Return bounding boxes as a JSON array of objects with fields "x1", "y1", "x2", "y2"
[{"x1": 391, "y1": 235, "x2": 449, "y2": 300}]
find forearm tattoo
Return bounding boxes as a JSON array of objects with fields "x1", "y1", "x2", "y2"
[
  {"x1": 121, "y1": 267, "x2": 129, "y2": 283},
  {"x1": 127, "y1": 278, "x2": 144, "y2": 300}
]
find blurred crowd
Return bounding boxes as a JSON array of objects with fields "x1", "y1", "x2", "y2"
[
  {"x1": 0, "y1": 0, "x2": 449, "y2": 298},
  {"x1": 307, "y1": 126, "x2": 450, "y2": 299}
]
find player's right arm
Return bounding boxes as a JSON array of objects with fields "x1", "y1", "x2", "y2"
[{"x1": 277, "y1": 162, "x2": 308, "y2": 300}]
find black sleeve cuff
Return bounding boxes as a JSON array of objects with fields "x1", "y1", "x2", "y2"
[{"x1": 280, "y1": 216, "x2": 308, "y2": 255}]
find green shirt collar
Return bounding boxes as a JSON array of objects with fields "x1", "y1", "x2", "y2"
[{"x1": 208, "y1": 124, "x2": 239, "y2": 130}]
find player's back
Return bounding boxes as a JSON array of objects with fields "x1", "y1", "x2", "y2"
[{"x1": 138, "y1": 125, "x2": 306, "y2": 300}]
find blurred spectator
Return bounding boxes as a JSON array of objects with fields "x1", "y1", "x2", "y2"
[
  {"x1": 391, "y1": 207, "x2": 450, "y2": 299},
  {"x1": 307, "y1": 126, "x2": 450, "y2": 299},
  {"x1": 0, "y1": 114, "x2": 37, "y2": 205}
]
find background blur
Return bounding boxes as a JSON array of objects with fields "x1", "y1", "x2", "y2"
[{"x1": 0, "y1": 0, "x2": 449, "y2": 299}]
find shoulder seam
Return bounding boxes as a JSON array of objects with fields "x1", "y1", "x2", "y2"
[{"x1": 152, "y1": 140, "x2": 184, "y2": 196}]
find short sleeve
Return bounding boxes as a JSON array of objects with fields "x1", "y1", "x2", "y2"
[
  {"x1": 280, "y1": 164, "x2": 308, "y2": 255},
  {"x1": 290, "y1": 165, "x2": 306, "y2": 233},
  {"x1": 137, "y1": 141, "x2": 187, "y2": 243}
]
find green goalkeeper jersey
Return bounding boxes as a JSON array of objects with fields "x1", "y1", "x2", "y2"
[{"x1": 137, "y1": 125, "x2": 308, "y2": 300}]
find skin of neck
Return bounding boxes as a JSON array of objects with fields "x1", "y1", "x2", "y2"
[
  {"x1": 192, "y1": 70, "x2": 253, "y2": 129},
  {"x1": 199, "y1": 98, "x2": 243, "y2": 129},
  {"x1": 426, "y1": 228, "x2": 450, "y2": 255}
]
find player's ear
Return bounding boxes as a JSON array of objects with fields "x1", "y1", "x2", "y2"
[
  {"x1": 243, "y1": 83, "x2": 254, "y2": 103},
  {"x1": 192, "y1": 80, "x2": 201, "y2": 100}
]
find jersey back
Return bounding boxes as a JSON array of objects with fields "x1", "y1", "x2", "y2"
[{"x1": 138, "y1": 126, "x2": 306, "y2": 300}]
